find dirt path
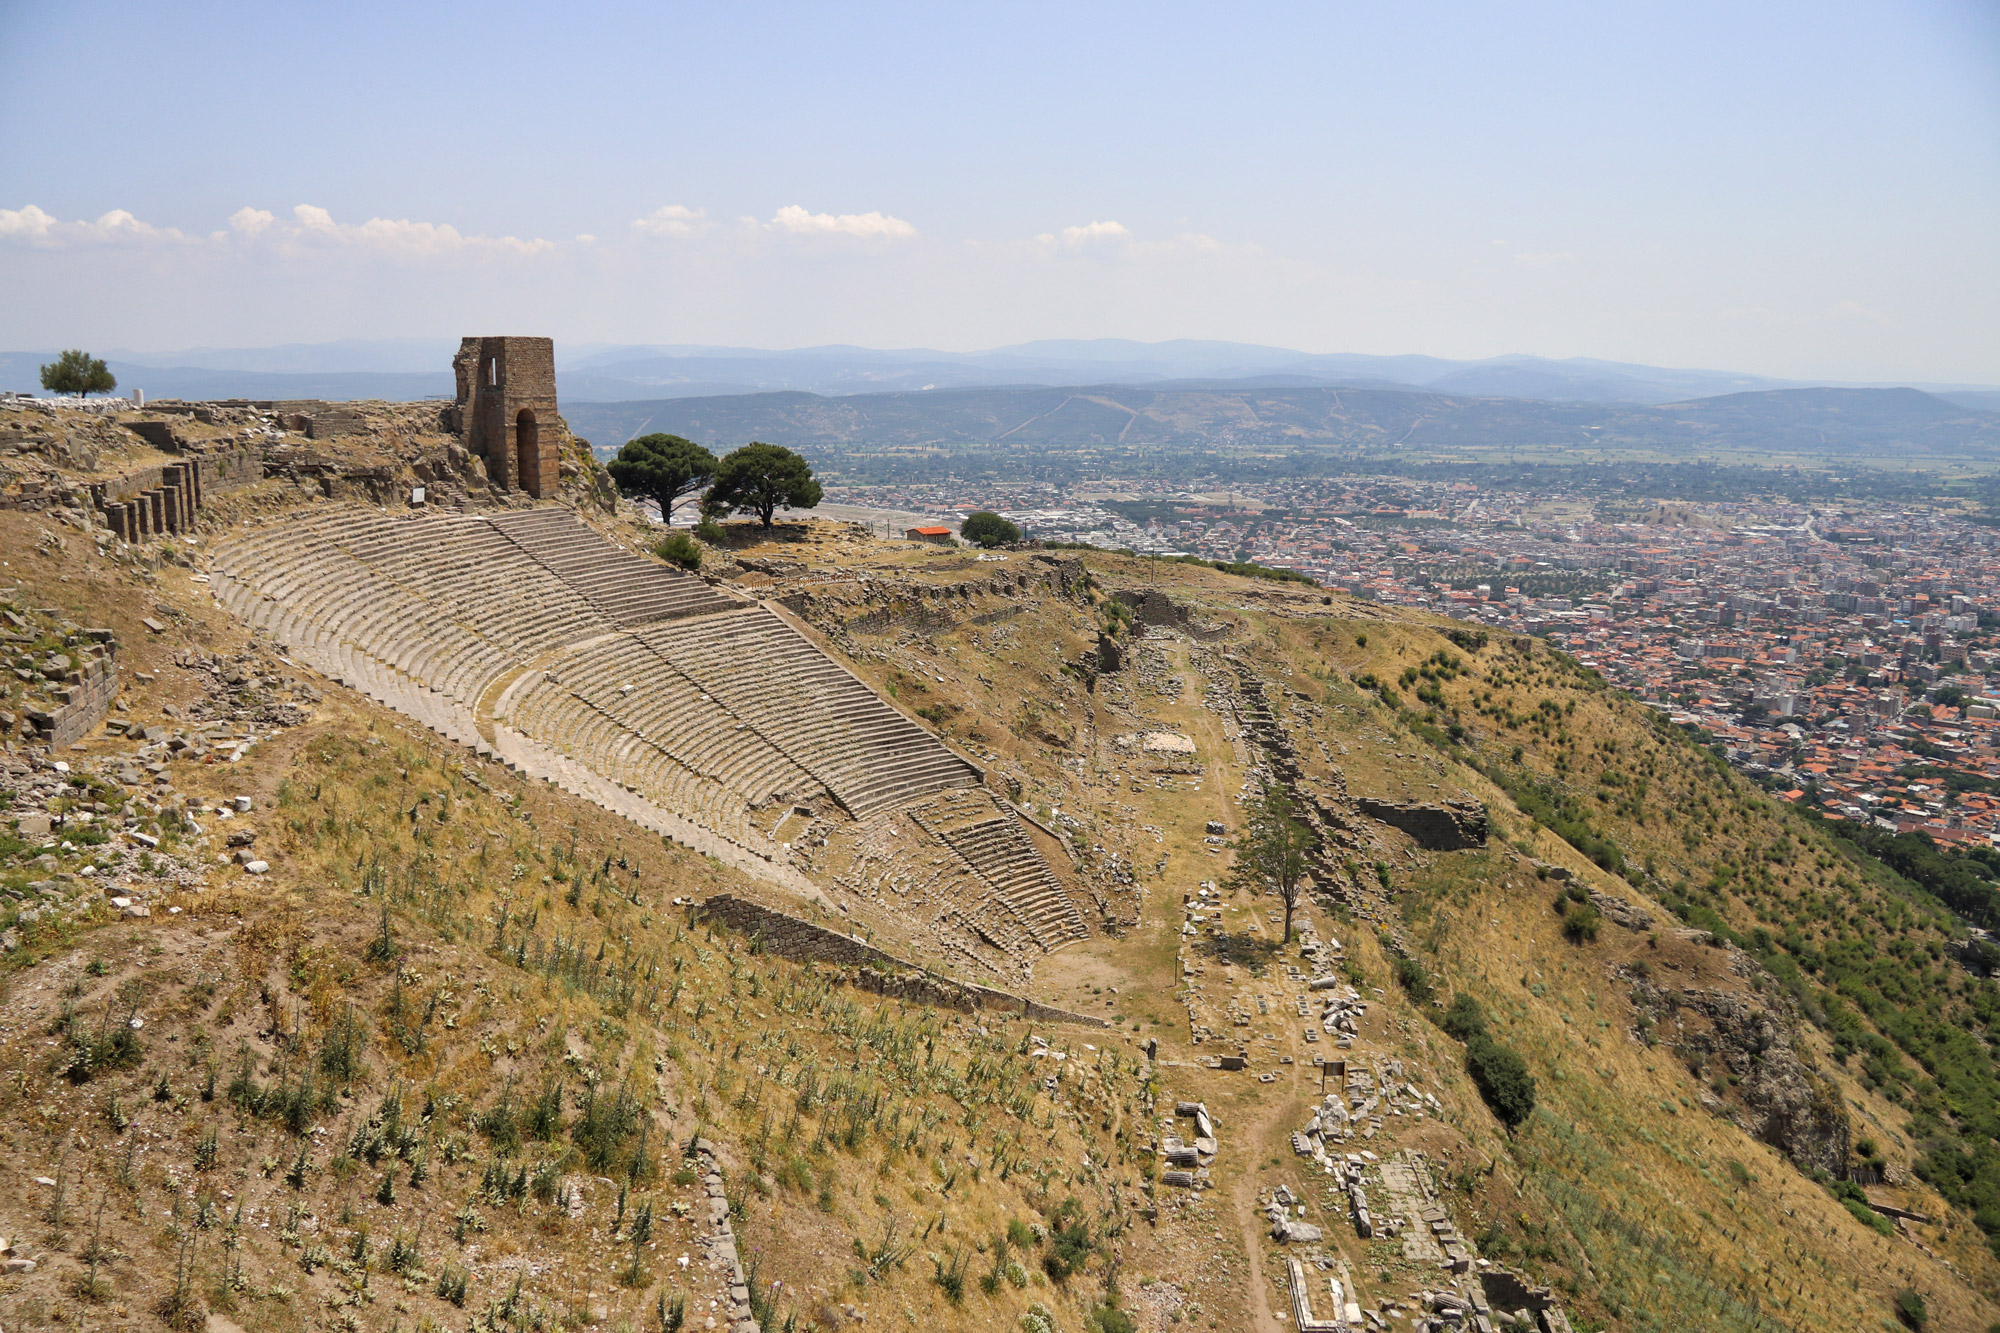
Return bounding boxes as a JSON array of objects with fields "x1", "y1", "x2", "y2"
[{"x1": 1223, "y1": 1085, "x2": 1307, "y2": 1333}]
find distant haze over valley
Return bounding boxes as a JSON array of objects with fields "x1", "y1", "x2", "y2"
[{"x1": 2, "y1": 338, "x2": 1995, "y2": 413}]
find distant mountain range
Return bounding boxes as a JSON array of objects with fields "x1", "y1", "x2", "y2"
[
  {"x1": 559, "y1": 383, "x2": 2000, "y2": 462},
  {"x1": 3, "y1": 338, "x2": 1994, "y2": 411}
]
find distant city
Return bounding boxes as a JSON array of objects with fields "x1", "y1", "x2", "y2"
[{"x1": 826, "y1": 475, "x2": 2000, "y2": 845}]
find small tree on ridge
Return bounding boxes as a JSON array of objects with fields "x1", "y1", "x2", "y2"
[
  {"x1": 961, "y1": 511, "x2": 1022, "y2": 548},
  {"x1": 703, "y1": 442, "x2": 822, "y2": 529},
  {"x1": 607, "y1": 433, "x2": 718, "y2": 522},
  {"x1": 40, "y1": 349, "x2": 116, "y2": 399}
]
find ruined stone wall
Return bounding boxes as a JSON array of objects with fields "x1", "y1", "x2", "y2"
[
  {"x1": 24, "y1": 632, "x2": 117, "y2": 748},
  {"x1": 88, "y1": 444, "x2": 260, "y2": 542},
  {"x1": 1112, "y1": 587, "x2": 1232, "y2": 641},
  {"x1": 1356, "y1": 797, "x2": 1489, "y2": 850},
  {"x1": 699, "y1": 893, "x2": 1106, "y2": 1026}
]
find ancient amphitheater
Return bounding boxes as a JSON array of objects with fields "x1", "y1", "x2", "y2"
[{"x1": 210, "y1": 502, "x2": 1086, "y2": 974}]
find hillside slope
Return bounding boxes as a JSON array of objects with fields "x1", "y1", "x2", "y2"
[{"x1": 3, "y1": 403, "x2": 2000, "y2": 1331}]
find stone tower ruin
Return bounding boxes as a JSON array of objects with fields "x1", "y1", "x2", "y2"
[{"x1": 450, "y1": 336, "x2": 559, "y2": 498}]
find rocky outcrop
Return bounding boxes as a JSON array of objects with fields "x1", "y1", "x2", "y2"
[
  {"x1": 1681, "y1": 986, "x2": 1848, "y2": 1176},
  {"x1": 1624, "y1": 969, "x2": 1848, "y2": 1176},
  {"x1": 1586, "y1": 889, "x2": 1653, "y2": 931}
]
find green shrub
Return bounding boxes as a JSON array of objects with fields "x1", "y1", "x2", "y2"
[
  {"x1": 1087, "y1": 1301, "x2": 1138, "y2": 1333},
  {"x1": 1392, "y1": 953, "x2": 1432, "y2": 1006},
  {"x1": 1042, "y1": 1198, "x2": 1093, "y2": 1283},
  {"x1": 1894, "y1": 1287, "x2": 1927, "y2": 1328},
  {"x1": 654, "y1": 531, "x2": 703, "y2": 571},
  {"x1": 1465, "y1": 1034, "x2": 1536, "y2": 1127},
  {"x1": 1844, "y1": 1196, "x2": 1894, "y2": 1236},
  {"x1": 1561, "y1": 902, "x2": 1602, "y2": 943},
  {"x1": 1441, "y1": 994, "x2": 1488, "y2": 1042}
]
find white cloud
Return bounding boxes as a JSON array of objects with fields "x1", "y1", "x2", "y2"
[
  {"x1": 0, "y1": 204, "x2": 194, "y2": 245},
  {"x1": 0, "y1": 204, "x2": 57, "y2": 241},
  {"x1": 279, "y1": 204, "x2": 555, "y2": 256},
  {"x1": 2, "y1": 202, "x2": 551, "y2": 256},
  {"x1": 1512, "y1": 250, "x2": 1576, "y2": 268},
  {"x1": 1136, "y1": 231, "x2": 1226, "y2": 256},
  {"x1": 1036, "y1": 220, "x2": 1131, "y2": 249},
  {"x1": 1831, "y1": 298, "x2": 1893, "y2": 326},
  {"x1": 767, "y1": 204, "x2": 917, "y2": 240},
  {"x1": 631, "y1": 204, "x2": 708, "y2": 238},
  {"x1": 227, "y1": 206, "x2": 275, "y2": 237}
]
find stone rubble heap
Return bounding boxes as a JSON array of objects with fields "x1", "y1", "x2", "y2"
[
  {"x1": 0, "y1": 631, "x2": 317, "y2": 951},
  {"x1": 1159, "y1": 1099, "x2": 1217, "y2": 1189}
]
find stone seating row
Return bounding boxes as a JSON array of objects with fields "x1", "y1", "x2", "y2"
[
  {"x1": 212, "y1": 505, "x2": 739, "y2": 711},
  {"x1": 209, "y1": 503, "x2": 1079, "y2": 958},
  {"x1": 536, "y1": 624, "x2": 824, "y2": 810},
  {"x1": 504, "y1": 673, "x2": 771, "y2": 848},
  {"x1": 210, "y1": 570, "x2": 484, "y2": 751},
  {"x1": 831, "y1": 815, "x2": 1041, "y2": 961},
  {"x1": 488, "y1": 508, "x2": 738, "y2": 627},
  {"x1": 934, "y1": 816, "x2": 1089, "y2": 947},
  {"x1": 634, "y1": 608, "x2": 980, "y2": 818}
]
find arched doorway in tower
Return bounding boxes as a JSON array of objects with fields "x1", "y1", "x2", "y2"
[{"x1": 515, "y1": 409, "x2": 540, "y2": 495}]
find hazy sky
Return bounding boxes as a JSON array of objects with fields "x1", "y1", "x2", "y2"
[{"x1": 3, "y1": 0, "x2": 1997, "y2": 381}]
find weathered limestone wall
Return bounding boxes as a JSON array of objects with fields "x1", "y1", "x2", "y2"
[
  {"x1": 24, "y1": 632, "x2": 116, "y2": 748},
  {"x1": 699, "y1": 893, "x2": 1106, "y2": 1026},
  {"x1": 1112, "y1": 587, "x2": 1231, "y2": 640}
]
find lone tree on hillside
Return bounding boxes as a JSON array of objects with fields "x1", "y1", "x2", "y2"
[
  {"x1": 1225, "y1": 786, "x2": 1316, "y2": 943},
  {"x1": 703, "y1": 442, "x2": 822, "y2": 529},
  {"x1": 960, "y1": 511, "x2": 1022, "y2": 548},
  {"x1": 39, "y1": 349, "x2": 116, "y2": 399},
  {"x1": 606, "y1": 433, "x2": 718, "y2": 522}
]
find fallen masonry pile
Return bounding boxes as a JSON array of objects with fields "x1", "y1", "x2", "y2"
[
  {"x1": 0, "y1": 637, "x2": 317, "y2": 951},
  {"x1": 1159, "y1": 1099, "x2": 1218, "y2": 1189},
  {"x1": 1478, "y1": 1268, "x2": 1577, "y2": 1333},
  {"x1": 1319, "y1": 985, "x2": 1369, "y2": 1049},
  {"x1": 1264, "y1": 1182, "x2": 1324, "y2": 1244},
  {"x1": 1339, "y1": 1150, "x2": 1577, "y2": 1333}
]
